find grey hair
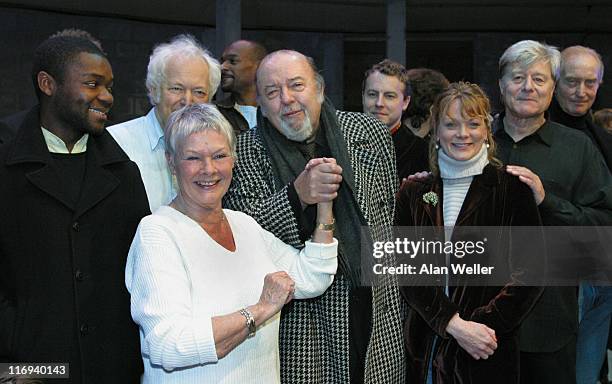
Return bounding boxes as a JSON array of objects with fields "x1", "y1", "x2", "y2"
[
  {"x1": 562, "y1": 45, "x2": 605, "y2": 83},
  {"x1": 165, "y1": 103, "x2": 236, "y2": 159},
  {"x1": 499, "y1": 40, "x2": 561, "y2": 81},
  {"x1": 146, "y1": 34, "x2": 221, "y2": 105}
]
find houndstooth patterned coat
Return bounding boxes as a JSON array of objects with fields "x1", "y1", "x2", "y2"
[{"x1": 224, "y1": 110, "x2": 406, "y2": 384}]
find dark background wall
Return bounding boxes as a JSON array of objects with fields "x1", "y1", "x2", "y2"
[
  {"x1": 0, "y1": 6, "x2": 345, "y2": 124},
  {"x1": 1, "y1": 4, "x2": 611, "y2": 124},
  {"x1": 344, "y1": 33, "x2": 612, "y2": 113}
]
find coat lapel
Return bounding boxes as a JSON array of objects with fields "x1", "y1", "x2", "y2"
[
  {"x1": 5, "y1": 106, "x2": 130, "y2": 219},
  {"x1": 73, "y1": 133, "x2": 126, "y2": 219},
  {"x1": 6, "y1": 107, "x2": 76, "y2": 210},
  {"x1": 339, "y1": 119, "x2": 380, "y2": 209},
  {"x1": 26, "y1": 164, "x2": 76, "y2": 210},
  {"x1": 332, "y1": 114, "x2": 359, "y2": 196},
  {"x1": 455, "y1": 165, "x2": 497, "y2": 226}
]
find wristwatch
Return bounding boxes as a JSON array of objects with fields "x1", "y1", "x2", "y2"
[{"x1": 239, "y1": 308, "x2": 256, "y2": 338}]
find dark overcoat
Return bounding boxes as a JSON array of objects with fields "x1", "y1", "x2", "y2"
[
  {"x1": 0, "y1": 107, "x2": 150, "y2": 383},
  {"x1": 396, "y1": 164, "x2": 544, "y2": 384}
]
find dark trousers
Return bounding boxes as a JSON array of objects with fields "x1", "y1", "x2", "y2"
[{"x1": 520, "y1": 336, "x2": 576, "y2": 384}]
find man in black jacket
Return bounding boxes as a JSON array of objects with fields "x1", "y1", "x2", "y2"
[
  {"x1": 0, "y1": 33, "x2": 149, "y2": 383},
  {"x1": 494, "y1": 39, "x2": 612, "y2": 384},
  {"x1": 549, "y1": 45, "x2": 612, "y2": 384}
]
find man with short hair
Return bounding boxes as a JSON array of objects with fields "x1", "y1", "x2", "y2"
[
  {"x1": 108, "y1": 34, "x2": 220, "y2": 211},
  {"x1": 494, "y1": 39, "x2": 612, "y2": 384},
  {"x1": 0, "y1": 33, "x2": 149, "y2": 383},
  {"x1": 224, "y1": 50, "x2": 405, "y2": 384},
  {"x1": 549, "y1": 45, "x2": 612, "y2": 384},
  {"x1": 50, "y1": 28, "x2": 104, "y2": 52},
  {"x1": 362, "y1": 59, "x2": 429, "y2": 179},
  {"x1": 0, "y1": 28, "x2": 104, "y2": 144},
  {"x1": 216, "y1": 39, "x2": 266, "y2": 132}
]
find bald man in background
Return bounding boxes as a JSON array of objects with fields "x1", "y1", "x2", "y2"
[
  {"x1": 216, "y1": 40, "x2": 267, "y2": 133},
  {"x1": 549, "y1": 45, "x2": 611, "y2": 168}
]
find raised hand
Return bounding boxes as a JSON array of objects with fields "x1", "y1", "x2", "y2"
[
  {"x1": 294, "y1": 157, "x2": 343, "y2": 206},
  {"x1": 258, "y1": 271, "x2": 296, "y2": 315}
]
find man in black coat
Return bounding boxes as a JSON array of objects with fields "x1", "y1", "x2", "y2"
[
  {"x1": 548, "y1": 45, "x2": 612, "y2": 384},
  {"x1": 0, "y1": 33, "x2": 149, "y2": 383},
  {"x1": 495, "y1": 39, "x2": 612, "y2": 384}
]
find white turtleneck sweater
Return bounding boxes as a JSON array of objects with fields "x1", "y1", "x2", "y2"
[{"x1": 438, "y1": 145, "x2": 489, "y2": 228}]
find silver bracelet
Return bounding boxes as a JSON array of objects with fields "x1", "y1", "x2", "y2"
[{"x1": 239, "y1": 308, "x2": 256, "y2": 338}]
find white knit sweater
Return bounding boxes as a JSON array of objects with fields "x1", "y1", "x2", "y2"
[
  {"x1": 125, "y1": 206, "x2": 338, "y2": 383},
  {"x1": 438, "y1": 145, "x2": 489, "y2": 228}
]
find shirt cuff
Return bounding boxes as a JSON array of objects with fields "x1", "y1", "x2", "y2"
[
  {"x1": 192, "y1": 307, "x2": 219, "y2": 364},
  {"x1": 304, "y1": 238, "x2": 339, "y2": 259}
]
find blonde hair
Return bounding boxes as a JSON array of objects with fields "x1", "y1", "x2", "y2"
[{"x1": 428, "y1": 82, "x2": 502, "y2": 176}]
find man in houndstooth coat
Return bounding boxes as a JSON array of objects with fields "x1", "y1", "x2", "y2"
[{"x1": 224, "y1": 50, "x2": 406, "y2": 383}]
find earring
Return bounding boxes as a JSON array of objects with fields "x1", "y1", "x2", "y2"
[
  {"x1": 435, "y1": 141, "x2": 440, "y2": 150},
  {"x1": 485, "y1": 140, "x2": 490, "y2": 149}
]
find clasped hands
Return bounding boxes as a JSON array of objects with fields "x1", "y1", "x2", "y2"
[
  {"x1": 257, "y1": 159, "x2": 342, "y2": 312},
  {"x1": 294, "y1": 157, "x2": 343, "y2": 207}
]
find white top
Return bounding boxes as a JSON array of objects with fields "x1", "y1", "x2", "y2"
[
  {"x1": 108, "y1": 108, "x2": 176, "y2": 212},
  {"x1": 235, "y1": 104, "x2": 258, "y2": 129},
  {"x1": 125, "y1": 206, "x2": 338, "y2": 383},
  {"x1": 439, "y1": 145, "x2": 489, "y2": 227}
]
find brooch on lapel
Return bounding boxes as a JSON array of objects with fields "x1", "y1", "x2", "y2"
[{"x1": 422, "y1": 191, "x2": 439, "y2": 207}]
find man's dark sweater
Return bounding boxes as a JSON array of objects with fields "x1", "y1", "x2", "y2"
[{"x1": 549, "y1": 98, "x2": 612, "y2": 170}]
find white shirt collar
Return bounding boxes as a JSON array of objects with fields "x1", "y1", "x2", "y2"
[
  {"x1": 146, "y1": 108, "x2": 165, "y2": 151},
  {"x1": 41, "y1": 127, "x2": 88, "y2": 154}
]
